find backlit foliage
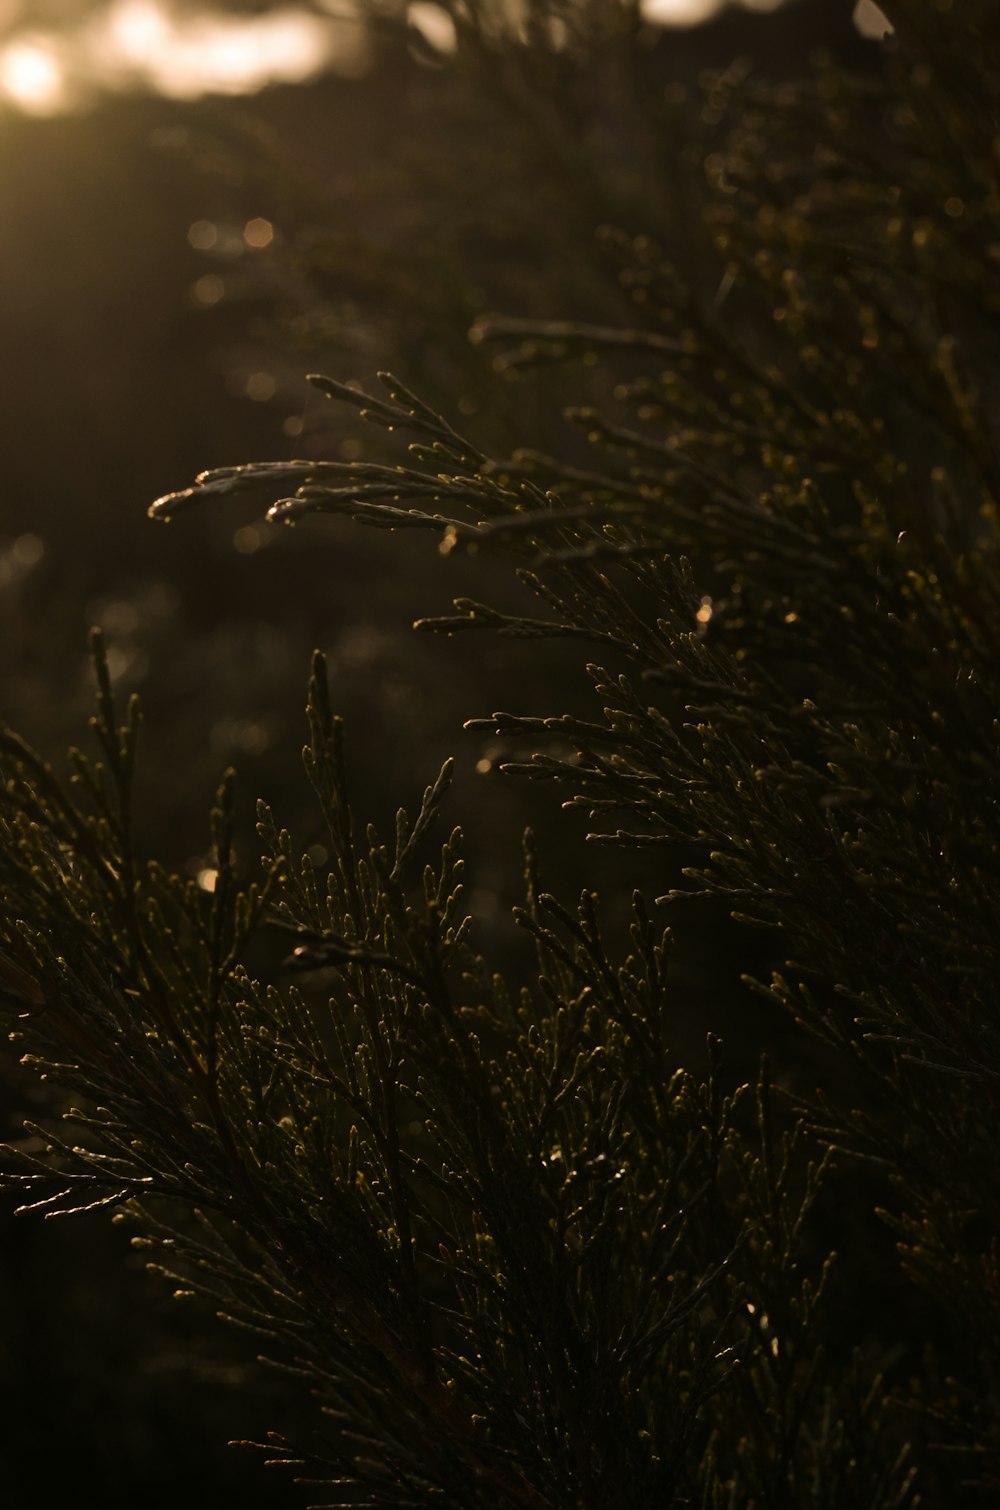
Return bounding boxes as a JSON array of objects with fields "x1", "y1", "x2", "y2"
[{"x1": 3, "y1": 1, "x2": 999, "y2": 1503}]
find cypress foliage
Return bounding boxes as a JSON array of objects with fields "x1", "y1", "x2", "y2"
[{"x1": 2, "y1": 1, "x2": 999, "y2": 1503}]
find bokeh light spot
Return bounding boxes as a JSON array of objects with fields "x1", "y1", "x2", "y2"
[
  {"x1": 243, "y1": 216, "x2": 274, "y2": 249},
  {"x1": 640, "y1": 0, "x2": 722, "y2": 25},
  {"x1": 246, "y1": 371, "x2": 276, "y2": 402},
  {"x1": 0, "y1": 38, "x2": 66, "y2": 114},
  {"x1": 408, "y1": 2, "x2": 457, "y2": 56},
  {"x1": 187, "y1": 219, "x2": 218, "y2": 251},
  {"x1": 233, "y1": 525, "x2": 263, "y2": 554},
  {"x1": 853, "y1": 0, "x2": 892, "y2": 38},
  {"x1": 193, "y1": 273, "x2": 224, "y2": 306},
  {"x1": 12, "y1": 533, "x2": 44, "y2": 567}
]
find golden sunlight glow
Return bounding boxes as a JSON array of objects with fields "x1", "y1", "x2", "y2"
[
  {"x1": 90, "y1": 1, "x2": 345, "y2": 99},
  {"x1": 103, "y1": 0, "x2": 171, "y2": 64},
  {"x1": 0, "y1": 2, "x2": 368, "y2": 113},
  {"x1": 0, "y1": 38, "x2": 67, "y2": 114},
  {"x1": 0, "y1": 0, "x2": 891, "y2": 116},
  {"x1": 640, "y1": 0, "x2": 722, "y2": 24}
]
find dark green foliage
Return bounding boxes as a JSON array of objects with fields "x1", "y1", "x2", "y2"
[{"x1": 3, "y1": 1, "x2": 1000, "y2": 1504}]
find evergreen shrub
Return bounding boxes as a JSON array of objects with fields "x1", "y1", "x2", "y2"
[{"x1": 2, "y1": 2, "x2": 999, "y2": 1503}]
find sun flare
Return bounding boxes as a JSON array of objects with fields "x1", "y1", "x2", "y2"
[{"x1": 0, "y1": 1, "x2": 366, "y2": 112}]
